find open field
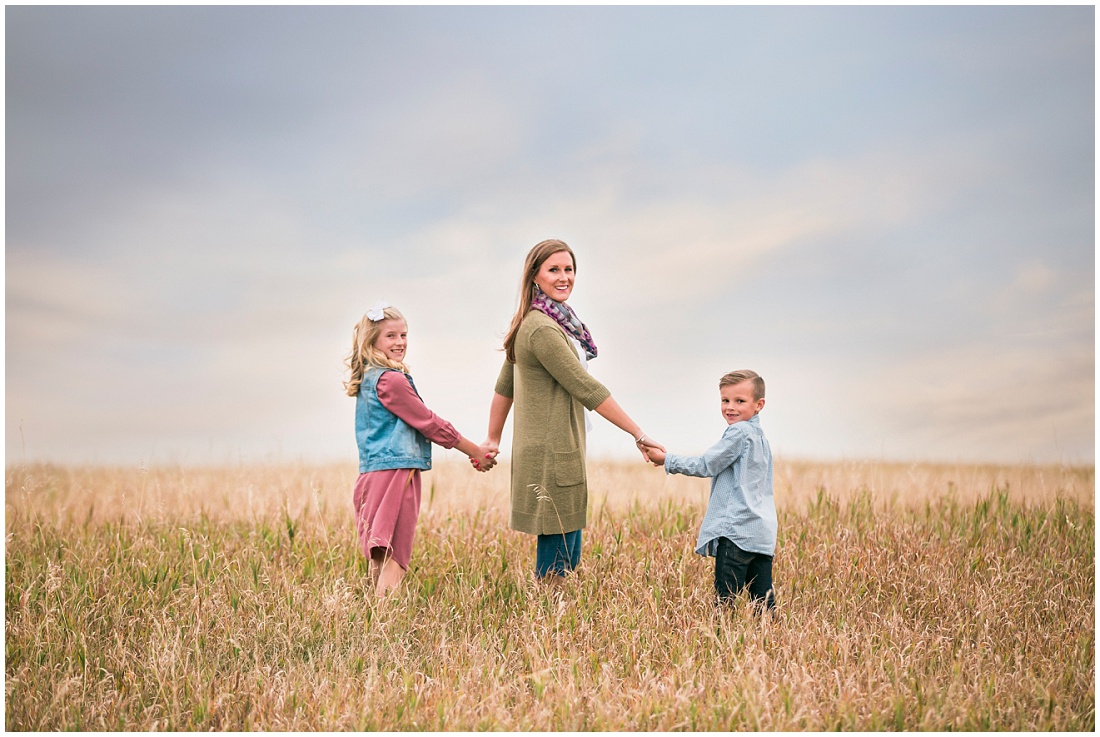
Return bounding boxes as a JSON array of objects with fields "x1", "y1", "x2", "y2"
[{"x1": 5, "y1": 459, "x2": 1094, "y2": 730}]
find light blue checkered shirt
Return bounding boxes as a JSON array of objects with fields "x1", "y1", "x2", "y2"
[{"x1": 664, "y1": 415, "x2": 776, "y2": 557}]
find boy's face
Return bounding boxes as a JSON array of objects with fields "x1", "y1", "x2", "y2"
[{"x1": 720, "y1": 380, "x2": 765, "y2": 425}]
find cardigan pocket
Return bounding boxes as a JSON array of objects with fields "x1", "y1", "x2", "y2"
[{"x1": 553, "y1": 450, "x2": 586, "y2": 487}]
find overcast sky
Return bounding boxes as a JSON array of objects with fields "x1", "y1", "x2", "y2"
[{"x1": 6, "y1": 5, "x2": 1094, "y2": 467}]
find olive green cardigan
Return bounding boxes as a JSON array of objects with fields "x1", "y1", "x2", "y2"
[{"x1": 495, "y1": 311, "x2": 611, "y2": 536}]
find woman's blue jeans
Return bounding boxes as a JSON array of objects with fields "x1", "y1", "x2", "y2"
[{"x1": 535, "y1": 530, "x2": 582, "y2": 577}]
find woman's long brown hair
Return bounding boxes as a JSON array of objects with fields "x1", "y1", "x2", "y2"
[{"x1": 502, "y1": 239, "x2": 576, "y2": 363}]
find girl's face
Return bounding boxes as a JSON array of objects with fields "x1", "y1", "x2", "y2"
[
  {"x1": 374, "y1": 319, "x2": 408, "y2": 363},
  {"x1": 534, "y1": 251, "x2": 575, "y2": 302}
]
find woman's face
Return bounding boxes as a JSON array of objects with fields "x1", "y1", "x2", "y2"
[{"x1": 533, "y1": 251, "x2": 575, "y2": 303}]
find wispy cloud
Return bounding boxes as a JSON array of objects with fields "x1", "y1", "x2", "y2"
[{"x1": 6, "y1": 6, "x2": 1092, "y2": 465}]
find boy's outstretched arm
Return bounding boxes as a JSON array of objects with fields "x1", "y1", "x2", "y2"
[{"x1": 664, "y1": 427, "x2": 744, "y2": 478}]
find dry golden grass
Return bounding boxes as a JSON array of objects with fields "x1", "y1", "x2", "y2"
[{"x1": 5, "y1": 458, "x2": 1094, "y2": 730}]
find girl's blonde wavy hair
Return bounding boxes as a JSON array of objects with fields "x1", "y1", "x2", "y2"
[{"x1": 344, "y1": 306, "x2": 409, "y2": 397}]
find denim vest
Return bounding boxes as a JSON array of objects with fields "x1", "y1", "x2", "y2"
[{"x1": 356, "y1": 366, "x2": 432, "y2": 473}]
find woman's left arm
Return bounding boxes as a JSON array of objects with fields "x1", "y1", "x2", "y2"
[
  {"x1": 530, "y1": 325, "x2": 662, "y2": 459},
  {"x1": 593, "y1": 395, "x2": 664, "y2": 461}
]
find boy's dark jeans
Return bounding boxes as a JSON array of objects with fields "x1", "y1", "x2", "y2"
[{"x1": 715, "y1": 537, "x2": 775, "y2": 611}]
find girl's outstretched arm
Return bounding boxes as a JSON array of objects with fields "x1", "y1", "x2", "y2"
[{"x1": 376, "y1": 371, "x2": 494, "y2": 470}]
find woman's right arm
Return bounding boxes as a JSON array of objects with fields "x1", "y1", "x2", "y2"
[
  {"x1": 485, "y1": 392, "x2": 513, "y2": 456},
  {"x1": 483, "y1": 360, "x2": 514, "y2": 457}
]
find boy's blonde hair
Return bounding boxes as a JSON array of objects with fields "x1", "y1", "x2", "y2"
[
  {"x1": 344, "y1": 306, "x2": 409, "y2": 397},
  {"x1": 719, "y1": 370, "x2": 765, "y2": 401}
]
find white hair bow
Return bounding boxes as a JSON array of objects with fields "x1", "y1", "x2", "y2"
[{"x1": 365, "y1": 300, "x2": 391, "y2": 322}]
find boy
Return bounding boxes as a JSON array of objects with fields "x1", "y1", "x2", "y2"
[{"x1": 645, "y1": 370, "x2": 777, "y2": 612}]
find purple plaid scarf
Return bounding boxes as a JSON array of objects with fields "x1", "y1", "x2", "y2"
[{"x1": 531, "y1": 286, "x2": 598, "y2": 360}]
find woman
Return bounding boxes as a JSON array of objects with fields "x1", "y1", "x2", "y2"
[{"x1": 482, "y1": 239, "x2": 664, "y2": 580}]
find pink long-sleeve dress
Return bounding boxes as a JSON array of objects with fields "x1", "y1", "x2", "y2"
[{"x1": 352, "y1": 371, "x2": 460, "y2": 570}]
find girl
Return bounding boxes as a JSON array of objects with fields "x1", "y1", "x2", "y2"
[{"x1": 345, "y1": 301, "x2": 497, "y2": 597}]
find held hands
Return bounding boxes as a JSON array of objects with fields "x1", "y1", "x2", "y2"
[
  {"x1": 644, "y1": 445, "x2": 667, "y2": 467},
  {"x1": 469, "y1": 441, "x2": 500, "y2": 473},
  {"x1": 635, "y1": 434, "x2": 667, "y2": 467}
]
